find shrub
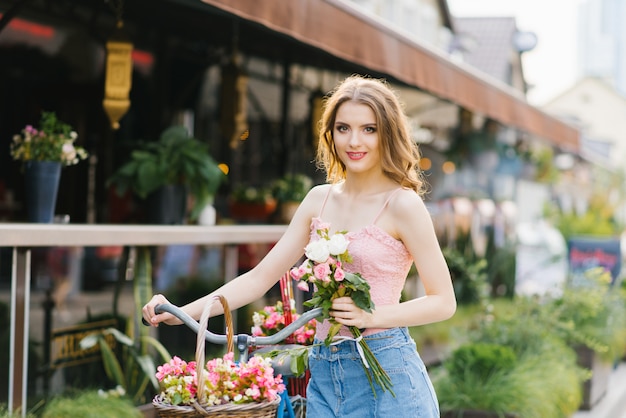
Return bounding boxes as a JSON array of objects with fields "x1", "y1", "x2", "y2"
[{"x1": 41, "y1": 390, "x2": 142, "y2": 418}]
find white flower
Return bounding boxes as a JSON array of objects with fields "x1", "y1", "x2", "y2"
[
  {"x1": 252, "y1": 311, "x2": 263, "y2": 326},
  {"x1": 61, "y1": 142, "x2": 77, "y2": 162},
  {"x1": 328, "y1": 233, "x2": 349, "y2": 255},
  {"x1": 305, "y1": 239, "x2": 330, "y2": 263}
]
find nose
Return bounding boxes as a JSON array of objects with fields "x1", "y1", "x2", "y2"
[{"x1": 348, "y1": 131, "x2": 360, "y2": 147}]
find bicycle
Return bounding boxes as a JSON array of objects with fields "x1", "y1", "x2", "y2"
[{"x1": 147, "y1": 296, "x2": 322, "y2": 417}]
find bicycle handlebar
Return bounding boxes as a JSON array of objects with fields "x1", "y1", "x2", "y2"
[{"x1": 153, "y1": 303, "x2": 322, "y2": 348}]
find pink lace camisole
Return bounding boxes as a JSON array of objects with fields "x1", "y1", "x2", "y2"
[{"x1": 312, "y1": 187, "x2": 413, "y2": 340}]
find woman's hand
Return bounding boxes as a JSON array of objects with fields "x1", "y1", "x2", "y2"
[
  {"x1": 142, "y1": 294, "x2": 180, "y2": 326},
  {"x1": 329, "y1": 296, "x2": 373, "y2": 329}
]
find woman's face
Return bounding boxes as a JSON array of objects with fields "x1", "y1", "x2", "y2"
[{"x1": 333, "y1": 101, "x2": 381, "y2": 176}]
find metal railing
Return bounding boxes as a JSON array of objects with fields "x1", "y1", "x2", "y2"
[{"x1": 0, "y1": 223, "x2": 287, "y2": 416}]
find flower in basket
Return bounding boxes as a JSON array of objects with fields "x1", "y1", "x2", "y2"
[
  {"x1": 202, "y1": 352, "x2": 284, "y2": 406},
  {"x1": 290, "y1": 218, "x2": 395, "y2": 396},
  {"x1": 155, "y1": 356, "x2": 198, "y2": 406},
  {"x1": 10, "y1": 111, "x2": 88, "y2": 167},
  {"x1": 251, "y1": 300, "x2": 316, "y2": 345},
  {"x1": 155, "y1": 353, "x2": 285, "y2": 407}
]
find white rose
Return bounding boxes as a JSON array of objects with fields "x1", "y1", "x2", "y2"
[
  {"x1": 328, "y1": 233, "x2": 349, "y2": 255},
  {"x1": 305, "y1": 239, "x2": 330, "y2": 263}
]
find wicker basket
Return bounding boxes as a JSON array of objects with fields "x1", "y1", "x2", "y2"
[{"x1": 153, "y1": 294, "x2": 282, "y2": 418}]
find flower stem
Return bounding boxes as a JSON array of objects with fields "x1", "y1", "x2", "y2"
[{"x1": 349, "y1": 327, "x2": 395, "y2": 397}]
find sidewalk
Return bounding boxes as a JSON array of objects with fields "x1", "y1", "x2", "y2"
[{"x1": 572, "y1": 361, "x2": 626, "y2": 418}]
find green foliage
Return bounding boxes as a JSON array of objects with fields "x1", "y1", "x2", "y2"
[
  {"x1": 79, "y1": 324, "x2": 171, "y2": 405},
  {"x1": 445, "y1": 343, "x2": 517, "y2": 383},
  {"x1": 544, "y1": 168, "x2": 625, "y2": 239},
  {"x1": 531, "y1": 146, "x2": 559, "y2": 184},
  {"x1": 107, "y1": 125, "x2": 225, "y2": 220},
  {"x1": 40, "y1": 390, "x2": 142, "y2": 418},
  {"x1": 0, "y1": 404, "x2": 37, "y2": 418},
  {"x1": 271, "y1": 173, "x2": 313, "y2": 202},
  {"x1": 544, "y1": 267, "x2": 626, "y2": 361},
  {"x1": 231, "y1": 185, "x2": 274, "y2": 204},
  {"x1": 410, "y1": 303, "x2": 484, "y2": 348},
  {"x1": 79, "y1": 247, "x2": 171, "y2": 405},
  {"x1": 443, "y1": 246, "x2": 489, "y2": 306},
  {"x1": 435, "y1": 296, "x2": 589, "y2": 418},
  {"x1": 10, "y1": 111, "x2": 88, "y2": 166}
]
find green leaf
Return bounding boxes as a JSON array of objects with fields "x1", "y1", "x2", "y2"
[
  {"x1": 98, "y1": 337, "x2": 126, "y2": 388},
  {"x1": 104, "y1": 327, "x2": 134, "y2": 346}
]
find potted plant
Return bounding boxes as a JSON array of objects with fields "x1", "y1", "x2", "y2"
[
  {"x1": 9, "y1": 111, "x2": 88, "y2": 222},
  {"x1": 228, "y1": 185, "x2": 277, "y2": 223},
  {"x1": 107, "y1": 125, "x2": 225, "y2": 224},
  {"x1": 271, "y1": 173, "x2": 313, "y2": 223},
  {"x1": 543, "y1": 267, "x2": 626, "y2": 409}
]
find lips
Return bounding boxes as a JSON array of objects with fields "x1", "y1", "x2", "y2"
[{"x1": 347, "y1": 152, "x2": 365, "y2": 160}]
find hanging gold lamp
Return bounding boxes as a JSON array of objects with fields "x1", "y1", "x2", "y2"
[
  {"x1": 102, "y1": 20, "x2": 133, "y2": 130},
  {"x1": 220, "y1": 53, "x2": 249, "y2": 149}
]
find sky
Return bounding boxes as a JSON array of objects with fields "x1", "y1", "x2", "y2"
[{"x1": 448, "y1": 0, "x2": 583, "y2": 106}]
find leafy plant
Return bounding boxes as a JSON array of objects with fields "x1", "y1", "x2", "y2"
[
  {"x1": 80, "y1": 247, "x2": 172, "y2": 405},
  {"x1": 79, "y1": 323, "x2": 171, "y2": 404},
  {"x1": 40, "y1": 390, "x2": 142, "y2": 418},
  {"x1": 10, "y1": 111, "x2": 88, "y2": 167},
  {"x1": 0, "y1": 404, "x2": 37, "y2": 418},
  {"x1": 270, "y1": 173, "x2": 313, "y2": 203},
  {"x1": 107, "y1": 125, "x2": 225, "y2": 220},
  {"x1": 445, "y1": 343, "x2": 517, "y2": 383},
  {"x1": 443, "y1": 246, "x2": 489, "y2": 306},
  {"x1": 230, "y1": 185, "x2": 274, "y2": 204},
  {"x1": 543, "y1": 267, "x2": 626, "y2": 361},
  {"x1": 435, "y1": 296, "x2": 589, "y2": 417}
]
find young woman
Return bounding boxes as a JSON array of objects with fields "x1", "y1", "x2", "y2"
[{"x1": 143, "y1": 75, "x2": 456, "y2": 417}]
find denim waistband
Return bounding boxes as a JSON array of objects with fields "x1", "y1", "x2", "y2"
[{"x1": 310, "y1": 327, "x2": 415, "y2": 360}]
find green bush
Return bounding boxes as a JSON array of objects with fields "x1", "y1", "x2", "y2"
[
  {"x1": 435, "y1": 296, "x2": 589, "y2": 418},
  {"x1": 0, "y1": 404, "x2": 36, "y2": 418},
  {"x1": 445, "y1": 343, "x2": 517, "y2": 383},
  {"x1": 41, "y1": 390, "x2": 142, "y2": 418},
  {"x1": 545, "y1": 267, "x2": 626, "y2": 362}
]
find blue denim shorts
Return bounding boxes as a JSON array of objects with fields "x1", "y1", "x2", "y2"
[{"x1": 306, "y1": 327, "x2": 439, "y2": 418}]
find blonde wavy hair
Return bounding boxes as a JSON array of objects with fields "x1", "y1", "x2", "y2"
[{"x1": 315, "y1": 75, "x2": 425, "y2": 194}]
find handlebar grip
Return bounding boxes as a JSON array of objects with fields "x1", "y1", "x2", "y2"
[{"x1": 141, "y1": 303, "x2": 165, "y2": 326}]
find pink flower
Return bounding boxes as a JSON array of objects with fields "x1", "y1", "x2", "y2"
[
  {"x1": 313, "y1": 262, "x2": 331, "y2": 281},
  {"x1": 290, "y1": 267, "x2": 304, "y2": 280},
  {"x1": 334, "y1": 266, "x2": 345, "y2": 281},
  {"x1": 297, "y1": 280, "x2": 310, "y2": 292}
]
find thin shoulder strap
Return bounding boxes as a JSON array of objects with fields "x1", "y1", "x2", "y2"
[
  {"x1": 318, "y1": 185, "x2": 333, "y2": 218},
  {"x1": 372, "y1": 188, "x2": 403, "y2": 224}
]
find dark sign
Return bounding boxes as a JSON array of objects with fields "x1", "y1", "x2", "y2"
[
  {"x1": 50, "y1": 319, "x2": 118, "y2": 368},
  {"x1": 568, "y1": 237, "x2": 622, "y2": 283}
]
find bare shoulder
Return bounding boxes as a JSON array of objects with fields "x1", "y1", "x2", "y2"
[
  {"x1": 294, "y1": 183, "x2": 332, "y2": 217},
  {"x1": 387, "y1": 188, "x2": 432, "y2": 228},
  {"x1": 388, "y1": 188, "x2": 427, "y2": 214}
]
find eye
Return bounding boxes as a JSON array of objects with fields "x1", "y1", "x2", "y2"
[
  {"x1": 335, "y1": 124, "x2": 349, "y2": 133},
  {"x1": 364, "y1": 126, "x2": 376, "y2": 133}
]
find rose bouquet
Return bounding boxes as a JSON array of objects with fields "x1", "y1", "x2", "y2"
[
  {"x1": 155, "y1": 353, "x2": 285, "y2": 407},
  {"x1": 10, "y1": 111, "x2": 88, "y2": 167},
  {"x1": 290, "y1": 218, "x2": 395, "y2": 396},
  {"x1": 251, "y1": 299, "x2": 316, "y2": 345}
]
